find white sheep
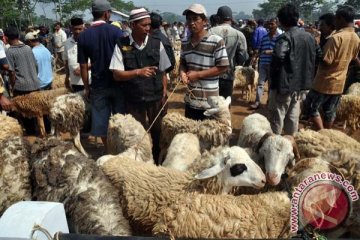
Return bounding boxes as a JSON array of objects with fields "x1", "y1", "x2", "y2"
[
  {"x1": 237, "y1": 113, "x2": 297, "y2": 186},
  {"x1": 107, "y1": 114, "x2": 153, "y2": 163},
  {"x1": 152, "y1": 191, "x2": 292, "y2": 239},
  {"x1": 294, "y1": 128, "x2": 360, "y2": 159},
  {"x1": 0, "y1": 136, "x2": 31, "y2": 215},
  {"x1": 233, "y1": 66, "x2": 259, "y2": 102},
  {"x1": 31, "y1": 138, "x2": 131, "y2": 236},
  {"x1": 49, "y1": 93, "x2": 87, "y2": 157},
  {"x1": 162, "y1": 133, "x2": 200, "y2": 171},
  {"x1": 0, "y1": 114, "x2": 23, "y2": 141},
  {"x1": 97, "y1": 146, "x2": 266, "y2": 232},
  {"x1": 160, "y1": 96, "x2": 232, "y2": 161},
  {"x1": 346, "y1": 82, "x2": 360, "y2": 96}
]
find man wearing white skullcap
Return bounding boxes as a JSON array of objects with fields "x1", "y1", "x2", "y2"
[{"x1": 109, "y1": 8, "x2": 171, "y2": 165}]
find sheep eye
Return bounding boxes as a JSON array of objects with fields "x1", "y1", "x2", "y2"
[{"x1": 230, "y1": 163, "x2": 247, "y2": 176}]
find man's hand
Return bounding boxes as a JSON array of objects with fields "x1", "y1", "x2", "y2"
[
  {"x1": 180, "y1": 71, "x2": 189, "y2": 84},
  {"x1": 0, "y1": 95, "x2": 13, "y2": 111},
  {"x1": 138, "y1": 66, "x2": 157, "y2": 78},
  {"x1": 186, "y1": 70, "x2": 201, "y2": 82},
  {"x1": 73, "y1": 67, "x2": 81, "y2": 76},
  {"x1": 84, "y1": 87, "x2": 90, "y2": 103}
]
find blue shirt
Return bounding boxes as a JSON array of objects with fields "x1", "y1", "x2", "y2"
[
  {"x1": 32, "y1": 44, "x2": 53, "y2": 88},
  {"x1": 78, "y1": 21, "x2": 124, "y2": 89},
  {"x1": 259, "y1": 32, "x2": 280, "y2": 65},
  {"x1": 252, "y1": 26, "x2": 268, "y2": 50}
]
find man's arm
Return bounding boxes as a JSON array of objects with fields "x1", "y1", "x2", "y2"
[
  {"x1": 270, "y1": 36, "x2": 289, "y2": 80},
  {"x1": 186, "y1": 66, "x2": 228, "y2": 82}
]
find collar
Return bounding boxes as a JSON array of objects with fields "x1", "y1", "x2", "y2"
[
  {"x1": 129, "y1": 34, "x2": 148, "y2": 50},
  {"x1": 255, "y1": 132, "x2": 273, "y2": 153},
  {"x1": 335, "y1": 27, "x2": 355, "y2": 33},
  {"x1": 91, "y1": 20, "x2": 106, "y2": 27},
  {"x1": 69, "y1": 36, "x2": 77, "y2": 43}
]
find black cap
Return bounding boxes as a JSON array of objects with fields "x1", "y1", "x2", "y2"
[{"x1": 217, "y1": 6, "x2": 232, "y2": 20}]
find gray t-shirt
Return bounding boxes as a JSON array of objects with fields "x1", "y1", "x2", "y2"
[{"x1": 6, "y1": 43, "x2": 40, "y2": 91}]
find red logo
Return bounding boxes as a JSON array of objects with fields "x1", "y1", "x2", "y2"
[{"x1": 299, "y1": 182, "x2": 350, "y2": 230}]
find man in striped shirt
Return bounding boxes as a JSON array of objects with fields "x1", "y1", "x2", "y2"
[
  {"x1": 180, "y1": 3, "x2": 229, "y2": 120},
  {"x1": 251, "y1": 18, "x2": 280, "y2": 109}
]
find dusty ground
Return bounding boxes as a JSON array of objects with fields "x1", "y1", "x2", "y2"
[{"x1": 25, "y1": 74, "x2": 360, "y2": 160}]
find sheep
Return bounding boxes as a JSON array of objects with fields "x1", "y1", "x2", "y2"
[
  {"x1": 346, "y1": 82, "x2": 360, "y2": 96},
  {"x1": 162, "y1": 133, "x2": 200, "y2": 171},
  {"x1": 294, "y1": 128, "x2": 360, "y2": 159},
  {"x1": 49, "y1": 93, "x2": 87, "y2": 157},
  {"x1": 0, "y1": 136, "x2": 31, "y2": 216},
  {"x1": 168, "y1": 50, "x2": 180, "y2": 90},
  {"x1": 233, "y1": 66, "x2": 259, "y2": 102},
  {"x1": 97, "y1": 146, "x2": 266, "y2": 232},
  {"x1": 107, "y1": 113, "x2": 153, "y2": 163},
  {"x1": 237, "y1": 113, "x2": 297, "y2": 186},
  {"x1": 160, "y1": 95, "x2": 232, "y2": 161},
  {"x1": 10, "y1": 88, "x2": 69, "y2": 137},
  {"x1": 0, "y1": 114, "x2": 23, "y2": 141},
  {"x1": 152, "y1": 191, "x2": 293, "y2": 239},
  {"x1": 52, "y1": 73, "x2": 66, "y2": 89},
  {"x1": 31, "y1": 138, "x2": 131, "y2": 236},
  {"x1": 336, "y1": 94, "x2": 360, "y2": 131}
]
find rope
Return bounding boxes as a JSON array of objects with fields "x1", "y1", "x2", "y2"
[{"x1": 30, "y1": 224, "x2": 53, "y2": 240}]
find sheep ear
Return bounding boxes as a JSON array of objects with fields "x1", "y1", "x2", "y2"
[
  {"x1": 225, "y1": 96, "x2": 231, "y2": 106},
  {"x1": 204, "y1": 108, "x2": 219, "y2": 116},
  {"x1": 195, "y1": 163, "x2": 225, "y2": 179}
]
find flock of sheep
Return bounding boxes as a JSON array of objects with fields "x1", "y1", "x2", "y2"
[{"x1": 1, "y1": 80, "x2": 360, "y2": 238}]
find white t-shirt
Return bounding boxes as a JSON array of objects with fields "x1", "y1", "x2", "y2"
[
  {"x1": 53, "y1": 28, "x2": 67, "y2": 53},
  {"x1": 63, "y1": 37, "x2": 91, "y2": 86},
  {"x1": 109, "y1": 34, "x2": 171, "y2": 72}
]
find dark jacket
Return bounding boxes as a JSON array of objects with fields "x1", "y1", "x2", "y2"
[
  {"x1": 270, "y1": 27, "x2": 319, "y2": 94},
  {"x1": 151, "y1": 28, "x2": 176, "y2": 73},
  {"x1": 117, "y1": 36, "x2": 163, "y2": 102}
]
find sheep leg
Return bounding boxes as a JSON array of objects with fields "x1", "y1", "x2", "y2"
[
  {"x1": 74, "y1": 132, "x2": 89, "y2": 157},
  {"x1": 37, "y1": 116, "x2": 46, "y2": 138}
]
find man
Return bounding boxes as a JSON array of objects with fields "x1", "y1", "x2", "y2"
[
  {"x1": 64, "y1": 17, "x2": 90, "y2": 92},
  {"x1": 268, "y1": 4, "x2": 318, "y2": 135},
  {"x1": 150, "y1": 12, "x2": 176, "y2": 73},
  {"x1": 241, "y1": 20, "x2": 256, "y2": 66},
  {"x1": 25, "y1": 32, "x2": 53, "y2": 90},
  {"x1": 303, "y1": 5, "x2": 360, "y2": 130},
  {"x1": 251, "y1": 18, "x2": 280, "y2": 109},
  {"x1": 318, "y1": 13, "x2": 336, "y2": 49},
  {"x1": 78, "y1": 0, "x2": 124, "y2": 149},
  {"x1": 5, "y1": 27, "x2": 40, "y2": 135},
  {"x1": 252, "y1": 19, "x2": 267, "y2": 53},
  {"x1": 110, "y1": 8, "x2": 171, "y2": 164},
  {"x1": 0, "y1": 42, "x2": 11, "y2": 111},
  {"x1": 209, "y1": 5, "x2": 248, "y2": 100},
  {"x1": 180, "y1": 3, "x2": 229, "y2": 120},
  {"x1": 52, "y1": 22, "x2": 67, "y2": 70}
]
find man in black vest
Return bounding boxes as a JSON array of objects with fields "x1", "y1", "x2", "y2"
[{"x1": 110, "y1": 8, "x2": 171, "y2": 164}]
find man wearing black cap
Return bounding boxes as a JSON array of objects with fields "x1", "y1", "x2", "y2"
[
  {"x1": 209, "y1": 5, "x2": 248, "y2": 100},
  {"x1": 78, "y1": 0, "x2": 124, "y2": 149}
]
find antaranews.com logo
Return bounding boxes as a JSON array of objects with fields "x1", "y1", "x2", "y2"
[{"x1": 290, "y1": 172, "x2": 359, "y2": 233}]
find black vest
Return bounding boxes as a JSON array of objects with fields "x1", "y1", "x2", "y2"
[{"x1": 117, "y1": 36, "x2": 163, "y2": 102}]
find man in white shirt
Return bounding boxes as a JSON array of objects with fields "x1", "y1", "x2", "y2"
[
  {"x1": 109, "y1": 8, "x2": 171, "y2": 164},
  {"x1": 52, "y1": 22, "x2": 67, "y2": 70},
  {"x1": 64, "y1": 17, "x2": 90, "y2": 92}
]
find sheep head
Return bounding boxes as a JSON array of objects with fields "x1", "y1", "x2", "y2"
[
  {"x1": 195, "y1": 146, "x2": 266, "y2": 194},
  {"x1": 259, "y1": 135, "x2": 295, "y2": 186},
  {"x1": 204, "y1": 96, "x2": 232, "y2": 128}
]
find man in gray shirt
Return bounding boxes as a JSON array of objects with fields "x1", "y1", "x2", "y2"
[{"x1": 209, "y1": 6, "x2": 248, "y2": 100}]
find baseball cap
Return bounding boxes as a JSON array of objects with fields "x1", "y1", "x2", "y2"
[
  {"x1": 182, "y1": 3, "x2": 207, "y2": 17},
  {"x1": 217, "y1": 6, "x2": 232, "y2": 20},
  {"x1": 25, "y1": 32, "x2": 39, "y2": 41},
  {"x1": 92, "y1": 0, "x2": 112, "y2": 12}
]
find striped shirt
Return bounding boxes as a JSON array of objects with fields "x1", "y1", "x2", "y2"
[
  {"x1": 181, "y1": 33, "x2": 229, "y2": 110},
  {"x1": 259, "y1": 32, "x2": 280, "y2": 65},
  {"x1": 6, "y1": 43, "x2": 40, "y2": 91}
]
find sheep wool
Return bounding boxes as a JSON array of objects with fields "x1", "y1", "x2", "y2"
[
  {"x1": 346, "y1": 82, "x2": 360, "y2": 96},
  {"x1": 336, "y1": 94, "x2": 360, "y2": 130},
  {"x1": 31, "y1": 138, "x2": 131, "y2": 236},
  {"x1": 0, "y1": 137, "x2": 31, "y2": 215},
  {"x1": 0, "y1": 114, "x2": 23, "y2": 141},
  {"x1": 107, "y1": 114, "x2": 153, "y2": 163},
  {"x1": 294, "y1": 129, "x2": 360, "y2": 158},
  {"x1": 153, "y1": 191, "x2": 292, "y2": 239}
]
